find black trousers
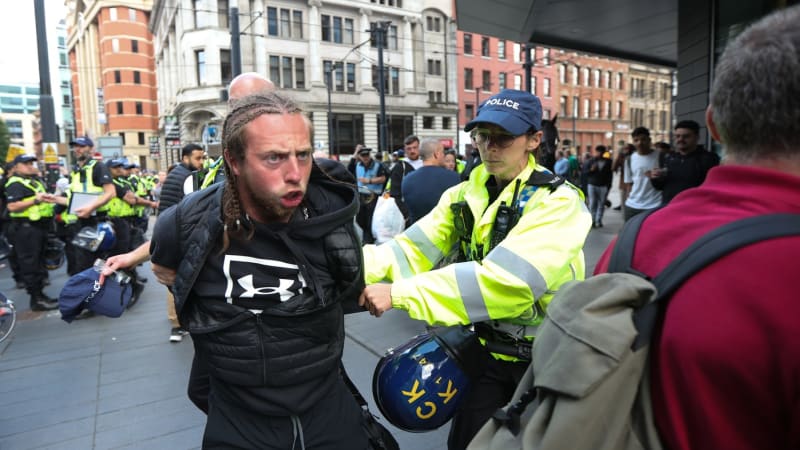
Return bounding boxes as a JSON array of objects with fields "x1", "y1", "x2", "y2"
[
  {"x1": 202, "y1": 376, "x2": 368, "y2": 450},
  {"x1": 7, "y1": 220, "x2": 48, "y2": 295},
  {"x1": 447, "y1": 355, "x2": 529, "y2": 450}
]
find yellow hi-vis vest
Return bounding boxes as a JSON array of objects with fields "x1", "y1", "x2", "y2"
[
  {"x1": 69, "y1": 160, "x2": 110, "y2": 213},
  {"x1": 363, "y1": 156, "x2": 592, "y2": 359},
  {"x1": 107, "y1": 178, "x2": 137, "y2": 218},
  {"x1": 5, "y1": 176, "x2": 54, "y2": 221}
]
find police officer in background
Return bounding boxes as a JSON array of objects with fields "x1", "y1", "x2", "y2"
[
  {"x1": 3, "y1": 155, "x2": 61, "y2": 310},
  {"x1": 65, "y1": 136, "x2": 115, "y2": 275},
  {"x1": 360, "y1": 89, "x2": 592, "y2": 449}
]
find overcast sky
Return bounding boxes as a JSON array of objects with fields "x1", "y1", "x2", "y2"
[{"x1": 0, "y1": 0, "x2": 67, "y2": 85}]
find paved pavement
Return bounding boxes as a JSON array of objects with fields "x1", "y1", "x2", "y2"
[{"x1": 0, "y1": 187, "x2": 625, "y2": 450}]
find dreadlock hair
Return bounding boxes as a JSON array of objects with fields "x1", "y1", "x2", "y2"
[{"x1": 219, "y1": 91, "x2": 308, "y2": 252}]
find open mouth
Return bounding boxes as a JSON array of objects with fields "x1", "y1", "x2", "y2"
[{"x1": 281, "y1": 191, "x2": 304, "y2": 207}]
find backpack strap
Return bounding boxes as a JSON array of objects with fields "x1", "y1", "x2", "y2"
[
  {"x1": 607, "y1": 208, "x2": 660, "y2": 273},
  {"x1": 629, "y1": 213, "x2": 800, "y2": 350}
]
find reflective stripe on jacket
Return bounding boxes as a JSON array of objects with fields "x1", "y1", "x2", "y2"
[{"x1": 364, "y1": 155, "x2": 592, "y2": 345}]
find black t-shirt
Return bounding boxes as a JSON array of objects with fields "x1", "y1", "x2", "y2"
[
  {"x1": 4, "y1": 177, "x2": 37, "y2": 203},
  {"x1": 112, "y1": 180, "x2": 130, "y2": 199},
  {"x1": 191, "y1": 208, "x2": 333, "y2": 312}
]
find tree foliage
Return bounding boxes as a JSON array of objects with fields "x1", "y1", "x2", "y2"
[{"x1": 0, "y1": 119, "x2": 9, "y2": 163}]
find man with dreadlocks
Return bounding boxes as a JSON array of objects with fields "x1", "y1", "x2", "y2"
[{"x1": 149, "y1": 91, "x2": 368, "y2": 449}]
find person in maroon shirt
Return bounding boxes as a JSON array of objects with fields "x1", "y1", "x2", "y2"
[{"x1": 595, "y1": 6, "x2": 800, "y2": 450}]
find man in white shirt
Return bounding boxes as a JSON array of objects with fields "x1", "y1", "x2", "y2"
[{"x1": 623, "y1": 127, "x2": 662, "y2": 221}]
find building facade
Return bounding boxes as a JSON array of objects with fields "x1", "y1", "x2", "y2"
[
  {"x1": 628, "y1": 63, "x2": 674, "y2": 144},
  {"x1": 149, "y1": 0, "x2": 459, "y2": 168},
  {"x1": 454, "y1": 30, "x2": 559, "y2": 156},
  {"x1": 66, "y1": 0, "x2": 159, "y2": 170},
  {"x1": 0, "y1": 84, "x2": 41, "y2": 151},
  {"x1": 553, "y1": 52, "x2": 631, "y2": 157}
]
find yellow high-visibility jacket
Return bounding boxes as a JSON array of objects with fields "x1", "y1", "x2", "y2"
[{"x1": 364, "y1": 155, "x2": 592, "y2": 345}]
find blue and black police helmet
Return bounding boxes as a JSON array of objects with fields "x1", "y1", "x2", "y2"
[
  {"x1": 372, "y1": 326, "x2": 487, "y2": 432},
  {"x1": 44, "y1": 237, "x2": 66, "y2": 270},
  {"x1": 71, "y1": 222, "x2": 116, "y2": 253}
]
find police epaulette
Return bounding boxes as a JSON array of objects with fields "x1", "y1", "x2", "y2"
[{"x1": 525, "y1": 170, "x2": 565, "y2": 192}]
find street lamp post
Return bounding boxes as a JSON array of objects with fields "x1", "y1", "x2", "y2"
[{"x1": 326, "y1": 65, "x2": 338, "y2": 159}]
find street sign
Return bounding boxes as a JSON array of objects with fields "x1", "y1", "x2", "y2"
[
  {"x1": 149, "y1": 136, "x2": 161, "y2": 159},
  {"x1": 97, "y1": 136, "x2": 124, "y2": 160},
  {"x1": 97, "y1": 88, "x2": 107, "y2": 124},
  {"x1": 6, "y1": 144, "x2": 26, "y2": 162},
  {"x1": 43, "y1": 142, "x2": 59, "y2": 164}
]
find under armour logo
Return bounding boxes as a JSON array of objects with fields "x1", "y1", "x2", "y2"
[
  {"x1": 223, "y1": 255, "x2": 307, "y2": 305},
  {"x1": 236, "y1": 273, "x2": 306, "y2": 302}
]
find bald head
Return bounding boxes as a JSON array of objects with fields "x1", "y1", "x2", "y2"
[
  {"x1": 228, "y1": 72, "x2": 275, "y2": 103},
  {"x1": 419, "y1": 138, "x2": 445, "y2": 166}
]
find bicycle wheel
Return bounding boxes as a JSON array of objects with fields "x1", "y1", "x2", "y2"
[{"x1": 0, "y1": 299, "x2": 16, "y2": 343}]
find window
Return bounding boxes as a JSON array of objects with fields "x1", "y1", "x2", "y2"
[
  {"x1": 542, "y1": 48, "x2": 550, "y2": 65},
  {"x1": 218, "y1": 0, "x2": 229, "y2": 28},
  {"x1": 543, "y1": 78, "x2": 551, "y2": 97},
  {"x1": 498, "y1": 40, "x2": 506, "y2": 59},
  {"x1": 371, "y1": 65, "x2": 400, "y2": 95},
  {"x1": 464, "y1": 68, "x2": 473, "y2": 90},
  {"x1": 604, "y1": 100, "x2": 611, "y2": 118},
  {"x1": 616, "y1": 100, "x2": 623, "y2": 118},
  {"x1": 615, "y1": 73, "x2": 623, "y2": 90},
  {"x1": 499, "y1": 72, "x2": 506, "y2": 90},
  {"x1": 434, "y1": 17, "x2": 441, "y2": 32},
  {"x1": 463, "y1": 34, "x2": 472, "y2": 55},
  {"x1": 282, "y1": 56, "x2": 294, "y2": 88},
  {"x1": 267, "y1": 7, "x2": 278, "y2": 35},
  {"x1": 593, "y1": 99, "x2": 600, "y2": 118},
  {"x1": 133, "y1": 71, "x2": 141, "y2": 84},
  {"x1": 112, "y1": 38, "x2": 119, "y2": 53},
  {"x1": 481, "y1": 37, "x2": 490, "y2": 57},
  {"x1": 442, "y1": 117, "x2": 451, "y2": 129},
  {"x1": 604, "y1": 71, "x2": 610, "y2": 88},
  {"x1": 114, "y1": 70, "x2": 121, "y2": 83},
  {"x1": 465, "y1": 104, "x2": 474, "y2": 120},
  {"x1": 59, "y1": 53, "x2": 68, "y2": 67},
  {"x1": 270, "y1": 56, "x2": 305, "y2": 89},
  {"x1": 572, "y1": 96, "x2": 579, "y2": 116},
  {"x1": 346, "y1": 63, "x2": 355, "y2": 91},
  {"x1": 514, "y1": 74, "x2": 522, "y2": 90},
  {"x1": 423, "y1": 116, "x2": 434, "y2": 129},
  {"x1": 63, "y1": 94, "x2": 71, "y2": 105},
  {"x1": 116, "y1": 101, "x2": 123, "y2": 114},
  {"x1": 129, "y1": 7, "x2": 136, "y2": 21},
  {"x1": 138, "y1": 132, "x2": 145, "y2": 145},
  {"x1": 195, "y1": 49, "x2": 206, "y2": 85},
  {"x1": 428, "y1": 91, "x2": 435, "y2": 102},
  {"x1": 558, "y1": 64, "x2": 566, "y2": 83},
  {"x1": 482, "y1": 70, "x2": 491, "y2": 91},
  {"x1": 426, "y1": 16, "x2": 433, "y2": 31},
  {"x1": 560, "y1": 96, "x2": 567, "y2": 116},
  {"x1": 342, "y1": 18, "x2": 354, "y2": 44},
  {"x1": 58, "y1": 36, "x2": 65, "y2": 46},
  {"x1": 324, "y1": 61, "x2": 355, "y2": 92},
  {"x1": 369, "y1": 23, "x2": 398, "y2": 50},
  {"x1": 109, "y1": 7, "x2": 117, "y2": 21},
  {"x1": 293, "y1": 11, "x2": 303, "y2": 38},
  {"x1": 220, "y1": 49, "x2": 232, "y2": 85},
  {"x1": 267, "y1": 8, "x2": 302, "y2": 38},
  {"x1": 135, "y1": 101, "x2": 143, "y2": 115},
  {"x1": 544, "y1": 109, "x2": 551, "y2": 119},
  {"x1": 119, "y1": 132, "x2": 126, "y2": 145},
  {"x1": 583, "y1": 98, "x2": 590, "y2": 118},
  {"x1": 581, "y1": 67, "x2": 590, "y2": 86},
  {"x1": 570, "y1": 66, "x2": 578, "y2": 85},
  {"x1": 427, "y1": 59, "x2": 442, "y2": 76},
  {"x1": 593, "y1": 69, "x2": 600, "y2": 87},
  {"x1": 660, "y1": 110, "x2": 667, "y2": 130},
  {"x1": 131, "y1": 40, "x2": 138, "y2": 53},
  {"x1": 530, "y1": 76, "x2": 536, "y2": 95},
  {"x1": 192, "y1": 0, "x2": 202, "y2": 28}
]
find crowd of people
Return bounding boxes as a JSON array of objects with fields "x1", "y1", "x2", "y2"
[{"x1": 2, "y1": 5, "x2": 799, "y2": 449}]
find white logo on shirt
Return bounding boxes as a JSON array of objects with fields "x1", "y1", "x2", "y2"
[{"x1": 223, "y1": 255, "x2": 307, "y2": 305}]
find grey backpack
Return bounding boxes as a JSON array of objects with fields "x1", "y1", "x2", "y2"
[{"x1": 469, "y1": 212, "x2": 800, "y2": 450}]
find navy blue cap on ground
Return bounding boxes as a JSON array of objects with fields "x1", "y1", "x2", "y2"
[
  {"x1": 464, "y1": 89, "x2": 543, "y2": 135},
  {"x1": 58, "y1": 267, "x2": 132, "y2": 323}
]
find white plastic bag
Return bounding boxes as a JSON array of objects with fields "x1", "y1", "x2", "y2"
[{"x1": 372, "y1": 194, "x2": 405, "y2": 244}]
